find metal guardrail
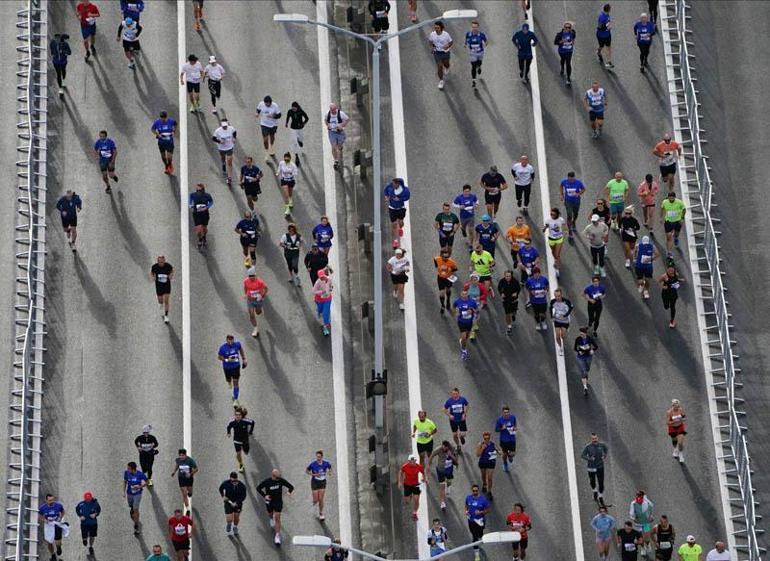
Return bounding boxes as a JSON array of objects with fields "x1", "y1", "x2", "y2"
[
  {"x1": 5, "y1": 0, "x2": 48, "y2": 559},
  {"x1": 664, "y1": 1, "x2": 764, "y2": 559}
]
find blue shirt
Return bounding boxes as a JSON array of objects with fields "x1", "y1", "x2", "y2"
[
  {"x1": 596, "y1": 11, "x2": 611, "y2": 38},
  {"x1": 453, "y1": 193, "x2": 478, "y2": 221},
  {"x1": 636, "y1": 242, "x2": 654, "y2": 267},
  {"x1": 478, "y1": 441, "x2": 497, "y2": 463},
  {"x1": 75, "y1": 499, "x2": 101, "y2": 526},
  {"x1": 189, "y1": 191, "x2": 213, "y2": 212},
  {"x1": 151, "y1": 118, "x2": 176, "y2": 145},
  {"x1": 124, "y1": 470, "x2": 148, "y2": 495},
  {"x1": 94, "y1": 137, "x2": 116, "y2": 161},
  {"x1": 465, "y1": 494, "x2": 490, "y2": 521},
  {"x1": 56, "y1": 194, "x2": 82, "y2": 217},
  {"x1": 517, "y1": 244, "x2": 539, "y2": 266},
  {"x1": 512, "y1": 29, "x2": 538, "y2": 59},
  {"x1": 633, "y1": 21, "x2": 656, "y2": 45},
  {"x1": 465, "y1": 31, "x2": 488, "y2": 54},
  {"x1": 307, "y1": 459, "x2": 332, "y2": 480},
  {"x1": 50, "y1": 39, "x2": 71, "y2": 65},
  {"x1": 453, "y1": 297, "x2": 478, "y2": 324},
  {"x1": 39, "y1": 502, "x2": 64, "y2": 522},
  {"x1": 475, "y1": 223, "x2": 499, "y2": 251},
  {"x1": 444, "y1": 396, "x2": 469, "y2": 422},
  {"x1": 219, "y1": 341, "x2": 242, "y2": 370},
  {"x1": 235, "y1": 218, "x2": 260, "y2": 244},
  {"x1": 120, "y1": 0, "x2": 145, "y2": 20},
  {"x1": 556, "y1": 30, "x2": 576, "y2": 54},
  {"x1": 312, "y1": 223, "x2": 334, "y2": 248},
  {"x1": 585, "y1": 88, "x2": 606, "y2": 112},
  {"x1": 495, "y1": 414, "x2": 517, "y2": 443},
  {"x1": 584, "y1": 283, "x2": 606, "y2": 301},
  {"x1": 241, "y1": 165, "x2": 262, "y2": 185},
  {"x1": 561, "y1": 178, "x2": 586, "y2": 204},
  {"x1": 526, "y1": 275, "x2": 549, "y2": 304},
  {"x1": 383, "y1": 182, "x2": 411, "y2": 210}
]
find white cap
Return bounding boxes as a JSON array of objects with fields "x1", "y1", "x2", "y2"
[
  {"x1": 209, "y1": 55, "x2": 216, "y2": 63},
  {"x1": 247, "y1": 267, "x2": 257, "y2": 276},
  {"x1": 395, "y1": 248, "x2": 404, "y2": 255},
  {"x1": 641, "y1": 235, "x2": 650, "y2": 244},
  {"x1": 408, "y1": 454, "x2": 417, "y2": 461},
  {"x1": 686, "y1": 535, "x2": 696, "y2": 543},
  {"x1": 142, "y1": 424, "x2": 152, "y2": 433},
  {"x1": 591, "y1": 214, "x2": 600, "y2": 222}
]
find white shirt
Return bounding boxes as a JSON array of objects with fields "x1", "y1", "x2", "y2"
[
  {"x1": 546, "y1": 217, "x2": 566, "y2": 239},
  {"x1": 278, "y1": 161, "x2": 297, "y2": 182},
  {"x1": 120, "y1": 20, "x2": 140, "y2": 41},
  {"x1": 213, "y1": 125, "x2": 236, "y2": 151},
  {"x1": 327, "y1": 109, "x2": 349, "y2": 131},
  {"x1": 388, "y1": 256, "x2": 410, "y2": 275},
  {"x1": 705, "y1": 549, "x2": 730, "y2": 561},
  {"x1": 257, "y1": 101, "x2": 281, "y2": 128},
  {"x1": 181, "y1": 61, "x2": 203, "y2": 83},
  {"x1": 204, "y1": 63, "x2": 225, "y2": 81},
  {"x1": 429, "y1": 30, "x2": 453, "y2": 52},
  {"x1": 512, "y1": 162, "x2": 535, "y2": 185}
]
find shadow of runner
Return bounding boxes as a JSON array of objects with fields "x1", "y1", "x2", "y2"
[
  {"x1": 168, "y1": 324, "x2": 215, "y2": 418},
  {"x1": 191, "y1": 505, "x2": 217, "y2": 561},
  {"x1": 73, "y1": 254, "x2": 118, "y2": 338},
  {"x1": 254, "y1": 330, "x2": 307, "y2": 422},
  {"x1": 110, "y1": 191, "x2": 152, "y2": 274},
  {"x1": 90, "y1": 56, "x2": 137, "y2": 141}
]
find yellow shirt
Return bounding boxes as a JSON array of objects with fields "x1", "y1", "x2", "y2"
[
  {"x1": 677, "y1": 543, "x2": 702, "y2": 561},
  {"x1": 413, "y1": 418, "x2": 437, "y2": 445}
]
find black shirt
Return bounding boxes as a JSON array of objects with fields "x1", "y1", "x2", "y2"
[
  {"x1": 591, "y1": 206, "x2": 611, "y2": 224},
  {"x1": 481, "y1": 172, "x2": 508, "y2": 190},
  {"x1": 304, "y1": 250, "x2": 329, "y2": 272},
  {"x1": 285, "y1": 107, "x2": 309, "y2": 130},
  {"x1": 256, "y1": 477, "x2": 294, "y2": 500},
  {"x1": 227, "y1": 417, "x2": 255, "y2": 442},
  {"x1": 619, "y1": 216, "x2": 640, "y2": 240},
  {"x1": 134, "y1": 434, "x2": 159, "y2": 455},
  {"x1": 368, "y1": 0, "x2": 391, "y2": 18},
  {"x1": 497, "y1": 277, "x2": 521, "y2": 301},
  {"x1": 151, "y1": 263, "x2": 173, "y2": 287},
  {"x1": 219, "y1": 479, "x2": 247, "y2": 504},
  {"x1": 618, "y1": 529, "x2": 642, "y2": 561},
  {"x1": 574, "y1": 335, "x2": 598, "y2": 356}
]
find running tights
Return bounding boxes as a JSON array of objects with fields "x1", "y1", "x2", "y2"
[
  {"x1": 559, "y1": 53, "x2": 572, "y2": 79},
  {"x1": 515, "y1": 184, "x2": 531, "y2": 208},
  {"x1": 590, "y1": 246, "x2": 606, "y2": 268},
  {"x1": 662, "y1": 290, "x2": 677, "y2": 321},
  {"x1": 587, "y1": 302, "x2": 603, "y2": 332},
  {"x1": 468, "y1": 520, "x2": 484, "y2": 544},
  {"x1": 638, "y1": 44, "x2": 651, "y2": 66},
  {"x1": 518, "y1": 57, "x2": 532, "y2": 78},
  {"x1": 588, "y1": 467, "x2": 605, "y2": 494},
  {"x1": 54, "y1": 63, "x2": 67, "y2": 88},
  {"x1": 284, "y1": 253, "x2": 299, "y2": 275},
  {"x1": 471, "y1": 60, "x2": 482, "y2": 79},
  {"x1": 139, "y1": 452, "x2": 155, "y2": 479}
]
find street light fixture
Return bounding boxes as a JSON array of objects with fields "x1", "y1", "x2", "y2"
[{"x1": 272, "y1": 13, "x2": 309, "y2": 23}]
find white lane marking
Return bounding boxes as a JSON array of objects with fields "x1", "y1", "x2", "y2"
[
  {"x1": 659, "y1": 2, "x2": 737, "y2": 556},
  {"x1": 387, "y1": 3, "x2": 429, "y2": 558},
  {"x1": 316, "y1": 0, "x2": 353, "y2": 547},
  {"x1": 528, "y1": 3, "x2": 585, "y2": 560},
  {"x1": 176, "y1": 0, "x2": 193, "y2": 557}
]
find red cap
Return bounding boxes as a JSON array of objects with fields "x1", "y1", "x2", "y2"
[{"x1": 84, "y1": 491, "x2": 93, "y2": 500}]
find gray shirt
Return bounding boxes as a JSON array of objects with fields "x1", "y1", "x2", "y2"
[
  {"x1": 583, "y1": 222, "x2": 609, "y2": 248},
  {"x1": 581, "y1": 442, "x2": 608, "y2": 471}
]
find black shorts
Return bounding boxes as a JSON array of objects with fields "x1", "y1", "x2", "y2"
[
  {"x1": 224, "y1": 502, "x2": 242, "y2": 514},
  {"x1": 433, "y1": 51, "x2": 450, "y2": 63},
  {"x1": 501, "y1": 440, "x2": 517, "y2": 455},
  {"x1": 224, "y1": 366, "x2": 240, "y2": 381},
  {"x1": 80, "y1": 524, "x2": 97, "y2": 539},
  {"x1": 502, "y1": 299, "x2": 518, "y2": 315},
  {"x1": 122, "y1": 39, "x2": 140, "y2": 52},
  {"x1": 193, "y1": 212, "x2": 210, "y2": 227},
  {"x1": 514, "y1": 537, "x2": 529, "y2": 551},
  {"x1": 479, "y1": 274, "x2": 492, "y2": 283},
  {"x1": 532, "y1": 302, "x2": 547, "y2": 315},
  {"x1": 219, "y1": 148, "x2": 234, "y2": 157},
  {"x1": 664, "y1": 220, "x2": 682, "y2": 233},
  {"x1": 621, "y1": 234, "x2": 638, "y2": 244},
  {"x1": 239, "y1": 237, "x2": 257, "y2": 248},
  {"x1": 589, "y1": 111, "x2": 604, "y2": 122},
  {"x1": 158, "y1": 142, "x2": 174, "y2": 154},
  {"x1": 155, "y1": 283, "x2": 171, "y2": 296},
  {"x1": 186, "y1": 82, "x2": 200, "y2": 93},
  {"x1": 437, "y1": 277, "x2": 453, "y2": 291},
  {"x1": 554, "y1": 321, "x2": 570, "y2": 329},
  {"x1": 234, "y1": 440, "x2": 250, "y2": 454},
  {"x1": 173, "y1": 539, "x2": 190, "y2": 552},
  {"x1": 261, "y1": 125, "x2": 277, "y2": 137},
  {"x1": 372, "y1": 17, "x2": 389, "y2": 33},
  {"x1": 439, "y1": 234, "x2": 455, "y2": 248},
  {"x1": 243, "y1": 182, "x2": 261, "y2": 197},
  {"x1": 280, "y1": 179, "x2": 295, "y2": 188},
  {"x1": 436, "y1": 467, "x2": 454, "y2": 483},
  {"x1": 61, "y1": 216, "x2": 77, "y2": 229},
  {"x1": 449, "y1": 420, "x2": 467, "y2": 433},
  {"x1": 597, "y1": 35, "x2": 611, "y2": 47},
  {"x1": 660, "y1": 163, "x2": 677, "y2": 177},
  {"x1": 311, "y1": 478, "x2": 327, "y2": 491},
  {"x1": 458, "y1": 321, "x2": 473, "y2": 333},
  {"x1": 484, "y1": 191, "x2": 502, "y2": 205},
  {"x1": 416, "y1": 440, "x2": 434, "y2": 456},
  {"x1": 99, "y1": 159, "x2": 115, "y2": 172},
  {"x1": 391, "y1": 273, "x2": 408, "y2": 285},
  {"x1": 266, "y1": 498, "x2": 283, "y2": 513},
  {"x1": 403, "y1": 484, "x2": 421, "y2": 497},
  {"x1": 389, "y1": 207, "x2": 407, "y2": 222},
  {"x1": 478, "y1": 459, "x2": 496, "y2": 469},
  {"x1": 635, "y1": 265, "x2": 653, "y2": 279},
  {"x1": 178, "y1": 476, "x2": 194, "y2": 488}
]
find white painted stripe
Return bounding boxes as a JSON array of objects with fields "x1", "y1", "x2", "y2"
[
  {"x1": 316, "y1": 0, "x2": 353, "y2": 547},
  {"x1": 659, "y1": 3, "x2": 737, "y2": 557},
  {"x1": 528, "y1": 3, "x2": 585, "y2": 560},
  {"x1": 386, "y1": 4, "x2": 429, "y2": 559}
]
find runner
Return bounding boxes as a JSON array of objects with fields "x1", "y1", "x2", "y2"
[
  {"x1": 470, "y1": 244, "x2": 495, "y2": 298},
  {"x1": 494, "y1": 406, "x2": 517, "y2": 472},
  {"x1": 444, "y1": 388, "x2": 469, "y2": 453},
  {"x1": 591, "y1": 505, "x2": 616, "y2": 561},
  {"x1": 583, "y1": 81, "x2": 608, "y2": 138},
  {"x1": 581, "y1": 433, "x2": 608, "y2": 505},
  {"x1": 678, "y1": 536, "x2": 703, "y2": 561},
  {"x1": 75, "y1": 1, "x2": 99, "y2": 61},
  {"x1": 434, "y1": 202, "x2": 460, "y2": 256},
  {"x1": 384, "y1": 177, "x2": 410, "y2": 243},
  {"x1": 412, "y1": 410, "x2": 438, "y2": 465},
  {"x1": 427, "y1": 518, "x2": 449, "y2": 558},
  {"x1": 203, "y1": 55, "x2": 226, "y2": 114},
  {"x1": 326, "y1": 103, "x2": 349, "y2": 170},
  {"x1": 452, "y1": 184, "x2": 479, "y2": 247},
  {"x1": 280, "y1": 223, "x2": 303, "y2": 286},
  {"x1": 543, "y1": 208, "x2": 567, "y2": 276},
  {"x1": 617, "y1": 520, "x2": 643, "y2": 561},
  {"x1": 652, "y1": 515, "x2": 677, "y2": 561},
  {"x1": 50, "y1": 33, "x2": 71, "y2": 98},
  {"x1": 325, "y1": 540, "x2": 349, "y2": 561},
  {"x1": 256, "y1": 470, "x2": 294, "y2": 546},
  {"x1": 180, "y1": 54, "x2": 203, "y2": 113},
  {"x1": 285, "y1": 101, "x2": 310, "y2": 166},
  {"x1": 619, "y1": 206, "x2": 641, "y2": 268},
  {"x1": 192, "y1": 0, "x2": 204, "y2": 31},
  {"x1": 475, "y1": 215, "x2": 500, "y2": 258},
  {"x1": 498, "y1": 270, "x2": 521, "y2": 335},
  {"x1": 386, "y1": 247, "x2": 410, "y2": 311},
  {"x1": 134, "y1": 424, "x2": 159, "y2": 486},
  {"x1": 560, "y1": 171, "x2": 585, "y2": 239},
  {"x1": 574, "y1": 327, "x2": 598, "y2": 396},
  {"x1": 506, "y1": 503, "x2": 532, "y2": 560},
  {"x1": 243, "y1": 267, "x2": 268, "y2": 337},
  {"x1": 312, "y1": 269, "x2": 334, "y2": 336},
  {"x1": 146, "y1": 545, "x2": 172, "y2": 561},
  {"x1": 151, "y1": 111, "x2": 177, "y2": 174},
  {"x1": 304, "y1": 243, "x2": 329, "y2": 286},
  {"x1": 123, "y1": 461, "x2": 148, "y2": 535},
  {"x1": 511, "y1": 155, "x2": 535, "y2": 214},
  {"x1": 554, "y1": 21, "x2": 576, "y2": 85},
  {"x1": 506, "y1": 215, "x2": 531, "y2": 269},
  {"x1": 480, "y1": 165, "x2": 508, "y2": 218},
  {"x1": 637, "y1": 173, "x2": 660, "y2": 229},
  {"x1": 605, "y1": 171, "x2": 629, "y2": 230},
  {"x1": 75, "y1": 491, "x2": 101, "y2": 556},
  {"x1": 428, "y1": 441, "x2": 457, "y2": 511},
  {"x1": 705, "y1": 541, "x2": 730, "y2": 561},
  {"x1": 629, "y1": 490, "x2": 655, "y2": 557},
  {"x1": 168, "y1": 509, "x2": 193, "y2": 561},
  {"x1": 276, "y1": 151, "x2": 299, "y2": 216},
  {"x1": 463, "y1": 273, "x2": 488, "y2": 340},
  {"x1": 452, "y1": 289, "x2": 478, "y2": 361},
  {"x1": 171, "y1": 449, "x2": 198, "y2": 509},
  {"x1": 434, "y1": 248, "x2": 458, "y2": 315},
  {"x1": 512, "y1": 23, "x2": 538, "y2": 83},
  {"x1": 590, "y1": 198, "x2": 611, "y2": 225},
  {"x1": 220, "y1": 471, "x2": 247, "y2": 536},
  {"x1": 312, "y1": 216, "x2": 334, "y2": 255},
  {"x1": 549, "y1": 288, "x2": 573, "y2": 354},
  {"x1": 120, "y1": 0, "x2": 144, "y2": 21},
  {"x1": 476, "y1": 432, "x2": 501, "y2": 499},
  {"x1": 660, "y1": 191, "x2": 686, "y2": 255},
  {"x1": 659, "y1": 266, "x2": 684, "y2": 328},
  {"x1": 465, "y1": 484, "x2": 490, "y2": 561},
  {"x1": 240, "y1": 156, "x2": 263, "y2": 211},
  {"x1": 428, "y1": 21, "x2": 453, "y2": 90},
  {"x1": 39, "y1": 494, "x2": 67, "y2": 560},
  {"x1": 667, "y1": 398, "x2": 687, "y2": 464},
  {"x1": 368, "y1": 0, "x2": 390, "y2": 34},
  {"x1": 189, "y1": 183, "x2": 213, "y2": 249},
  {"x1": 116, "y1": 16, "x2": 142, "y2": 69},
  {"x1": 398, "y1": 454, "x2": 426, "y2": 522},
  {"x1": 634, "y1": 12, "x2": 656, "y2": 72},
  {"x1": 219, "y1": 334, "x2": 247, "y2": 402},
  {"x1": 305, "y1": 450, "x2": 333, "y2": 521},
  {"x1": 212, "y1": 118, "x2": 237, "y2": 186},
  {"x1": 93, "y1": 130, "x2": 118, "y2": 192},
  {"x1": 634, "y1": 235, "x2": 658, "y2": 299},
  {"x1": 235, "y1": 210, "x2": 260, "y2": 268},
  {"x1": 653, "y1": 134, "x2": 682, "y2": 190},
  {"x1": 520, "y1": 0, "x2": 530, "y2": 19},
  {"x1": 525, "y1": 266, "x2": 549, "y2": 331},
  {"x1": 256, "y1": 95, "x2": 282, "y2": 160},
  {"x1": 56, "y1": 190, "x2": 82, "y2": 253},
  {"x1": 596, "y1": 3, "x2": 613, "y2": 68},
  {"x1": 583, "y1": 275, "x2": 606, "y2": 335},
  {"x1": 465, "y1": 21, "x2": 488, "y2": 90}
]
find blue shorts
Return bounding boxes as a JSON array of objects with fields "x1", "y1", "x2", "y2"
[
  {"x1": 635, "y1": 265, "x2": 653, "y2": 279},
  {"x1": 328, "y1": 129, "x2": 346, "y2": 146},
  {"x1": 609, "y1": 202, "x2": 624, "y2": 214},
  {"x1": 458, "y1": 321, "x2": 473, "y2": 333},
  {"x1": 247, "y1": 300, "x2": 263, "y2": 310},
  {"x1": 81, "y1": 24, "x2": 96, "y2": 39}
]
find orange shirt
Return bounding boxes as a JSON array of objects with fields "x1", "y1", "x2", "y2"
[
  {"x1": 506, "y1": 224, "x2": 531, "y2": 251},
  {"x1": 243, "y1": 277, "x2": 267, "y2": 301},
  {"x1": 654, "y1": 140, "x2": 680, "y2": 166},
  {"x1": 434, "y1": 256, "x2": 458, "y2": 279}
]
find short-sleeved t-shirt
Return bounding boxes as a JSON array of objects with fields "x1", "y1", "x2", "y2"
[
  {"x1": 561, "y1": 178, "x2": 585, "y2": 203},
  {"x1": 213, "y1": 126, "x2": 236, "y2": 151},
  {"x1": 637, "y1": 180, "x2": 659, "y2": 206},
  {"x1": 152, "y1": 118, "x2": 176, "y2": 145},
  {"x1": 257, "y1": 101, "x2": 281, "y2": 128},
  {"x1": 175, "y1": 456, "x2": 197, "y2": 479},
  {"x1": 661, "y1": 199, "x2": 686, "y2": 222},
  {"x1": 678, "y1": 544, "x2": 703, "y2": 561},
  {"x1": 434, "y1": 257, "x2": 457, "y2": 279},
  {"x1": 470, "y1": 250, "x2": 494, "y2": 276},
  {"x1": 169, "y1": 515, "x2": 192, "y2": 542},
  {"x1": 480, "y1": 172, "x2": 507, "y2": 194},
  {"x1": 506, "y1": 512, "x2": 531, "y2": 540},
  {"x1": 124, "y1": 470, "x2": 148, "y2": 495},
  {"x1": 429, "y1": 31, "x2": 453, "y2": 52},
  {"x1": 244, "y1": 277, "x2": 267, "y2": 301},
  {"x1": 218, "y1": 341, "x2": 242, "y2": 369},
  {"x1": 413, "y1": 418, "x2": 437, "y2": 444},
  {"x1": 39, "y1": 502, "x2": 65, "y2": 521},
  {"x1": 545, "y1": 217, "x2": 566, "y2": 239},
  {"x1": 435, "y1": 212, "x2": 459, "y2": 233},
  {"x1": 444, "y1": 396, "x2": 469, "y2": 422},
  {"x1": 307, "y1": 460, "x2": 333, "y2": 480},
  {"x1": 400, "y1": 462, "x2": 424, "y2": 486},
  {"x1": 151, "y1": 262, "x2": 173, "y2": 286},
  {"x1": 76, "y1": 2, "x2": 100, "y2": 27},
  {"x1": 181, "y1": 62, "x2": 203, "y2": 83},
  {"x1": 606, "y1": 180, "x2": 629, "y2": 203},
  {"x1": 618, "y1": 529, "x2": 642, "y2": 558},
  {"x1": 506, "y1": 224, "x2": 531, "y2": 250},
  {"x1": 94, "y1": 138, "x2": 116, "y2": 161},
  {"x1": 655, "y1": 140, "x2": 680, "y2": 166}
]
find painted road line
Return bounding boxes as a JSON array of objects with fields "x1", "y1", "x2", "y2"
[
  {"x1": 316, "y1": 0, "x2": 353, "y2": 546},
  {"x1": 386, "y1": 3, "x2": 429, "y2": 558},
  {"x1": 528, "y1": 3, "x2": 585, "y2": 560}
]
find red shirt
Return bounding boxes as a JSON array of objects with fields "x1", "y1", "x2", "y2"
[
  {"x1": 506, "y1": 512, "x2": 531, "y2": 540},
  {"x1": 168, "y1": 515, "x2": 192, "y2": 542},
  {"x1": 400, "y1": 462, "x2": 424, "y2": 487},
  {"x1": 76, "y1": 2, "x2": 100, "y2": 27},
  {"x1": 243, "y1": 277, "x2": 267, "y2": 301}
]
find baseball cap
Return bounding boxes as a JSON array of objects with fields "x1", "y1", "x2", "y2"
[
  {"x1": 591, "y1": 214, "x2": 600, "y2": 222},
  {"x1": 124, "y1": 16, "x2": 134, "y2": 25},
  {"x1": 317, "y1": 269, "x2": 327, "y2": 279},
  {"x1": 83, "y1": 491, "x2": 93, "y2": 500},
  {"x1": 142, "y1": 424, "x2": 152, "y2": 433},
  {"x1": 395, "y1": 248, "x2": 404, "y2": 255},
  {"x1": 209, "y1": 55, "x2": 217, "y2": 63},
  {"x1": 247, "y1": 267, "x2": 257, "y2": 276},
  {"x1": 641, "y1": 235, "x2": 650, "y2": 244},
  {"x1": 408, "y1": 454, "x2": 417, "y2": 461},
  {"x1": 470, "y1": 272, "x2": 480, "y2": 280},
  {"x1": 489, "y1": 165, "x2": 498, "y2": 173},
  {"x1": 481, "y1": 214, "x2": 492, "y2": 222},
  {"x1": 686, "y1": 535, "x2": 695, "y2": 543}
]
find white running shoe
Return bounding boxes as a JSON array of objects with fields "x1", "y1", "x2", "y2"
[
  {"x1": 638, "y1": 285, "x2": 644, "y2": 294},
  {"x1": 673, "y1": 447, "x2": 679, "y2": 458},
  {"x1": 625, "y1": 258, "x2": 631, "y2": 268},
  {"x1": 269, "y1": 517, "x2": 275, "y2": 529},
  {"x1": 438, "y1": 80, "x2": 445, "y2": 90}
]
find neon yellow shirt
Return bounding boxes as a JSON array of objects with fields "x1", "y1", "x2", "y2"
[
  {"x1": 470, "y1": 251, "x2": 494, "y2": 276},
  {"x1": 677, "y1": 543, "x2": 702, "y2": 561},
  {"x1": 661, "y1": 199, "x2": 685, "y2": 222},
  {"x1": 413, "y1": 418, "x2": 437, "y2": 445}
]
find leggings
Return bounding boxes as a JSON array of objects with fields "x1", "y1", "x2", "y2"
[
  {"x1": 559, "y1": 53, "x2": 572, "y2": 78},
  {"x1": 662, "y1": 289, "x2": 677, "y2": 321},
  {"x1": 139, "y1": 452, "x2": 155, "y2": 479},
  {"x1": 590, "y1": 246, "x2": 605, "y2": 268},
  {"x1": 587, "y1": 302, "x2": 603, "y2": 331},
  {"x1": 54, "y1": 63, "x2": 67, "y2": 87},
  {"x1": 284, "y1": 251, "x2": 299, "y2": 274},
  {"x1": 518, "y1": 57, "x2": 532, "y2": 77},
  {"x1": 316, "y1": 300, "x2": 331, "y2": 325},
  {"x1": 208, "y1": 79, "x2": 221, "y2": 106},
  {"x1": 471, "y1": 59, "x2": 482, "y2": 79},
  {"x1": 468, "y1": 520, "x2": 484, "y2": 545},
  {"x1": 515, "y1": 184, "x2": 531, "y2": 207},
  {"x1": 588, "y1": 467, "x2": 605, "y2": 494},
  {"x1": 638, "y1": 43, "x2": 651, "y2": 66}
]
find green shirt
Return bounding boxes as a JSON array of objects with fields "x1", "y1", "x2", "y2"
[
  {"x1": 146, "y1": 555, "x2": 172, "y2": 561},
  {"x1": 470, "y1": 250, "x2": 494, "y2": 276},
  {"x1": 435, "y1": 212, "x2": 459, "y2": 233},
  {"x1": 661, "y1": 198, "x2": 685, "y2": 222},
  {"x1": 606, "y1": 179, "x2": 629, "y2": 203},
  {"x1": 413, "y1": 418, "x2": 437, "y2": 444},
  {"x1": 677, "y1": 543, "x2": 702, "y2": 561}
]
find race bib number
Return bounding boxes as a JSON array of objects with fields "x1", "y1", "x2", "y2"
[{"x1": 195, "y1": 203, "x2": 207, "y2": 212}]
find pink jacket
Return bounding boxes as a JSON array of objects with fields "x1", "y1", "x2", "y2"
[{"x1": 313, "y1": 277, "x2": 333, "y2": 303}]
